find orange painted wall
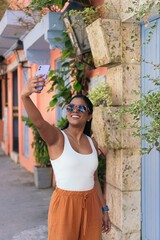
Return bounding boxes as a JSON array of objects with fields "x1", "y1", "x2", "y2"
[
  {"x1": 0, "y1": 120, "x2": 3, "y2": 143},
  {"x1": 0, "y1": 77, "x2": 5, "y2": 143},
  {"x1": 8, "y1": 0, "x2": 31, "y2": 10}
]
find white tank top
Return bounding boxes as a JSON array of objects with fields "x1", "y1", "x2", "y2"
[{"x1": 50, "y1": 130, "x2": 98, "y2": 191}]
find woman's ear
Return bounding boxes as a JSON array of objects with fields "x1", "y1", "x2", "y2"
[{"x1": 87, "y1": 114, "x2": 92, "y2": 122}]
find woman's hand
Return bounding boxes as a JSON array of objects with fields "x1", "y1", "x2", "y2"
[
  {"x1": 21, "y1": 74, "x2": 45, "y2": 98},
  {"x1": 102, "y1": 211, "x2": 111, "y2": 234}
]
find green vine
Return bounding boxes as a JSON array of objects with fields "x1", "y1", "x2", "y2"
[
  {"x1": 57, "y1": 116, "x2": 68, "y2": 129},
  {"x1": 25, "y1": 0, "x2": 91, "y2": 20},
  {"x1": 0, "y1": 0, "x2": 8, "y2": 20},
  {"x1": 22, "y1": 116, "x2": 50, "y2": 167},
  {"x1": 88, "y1": 81, "x2": 112, "y2": 111},
  {"x1": 68, "y1": 4, "x2": 110, "y2": 27},
  {"x1": 97, "y1": 148, "x2": 106, "y2": 193},
  {"x1": 121, "y1": 1, "x2": 160, "y2": 154},
  {"x1": 47, "y1": 31, "x2": 92, "y2": 110},
  {"x1": 127, "y1": 0, "x2": 160, "y2": 46},
  {"x1": 119, "y1": 62, "x2": 160, "y2": 154}
]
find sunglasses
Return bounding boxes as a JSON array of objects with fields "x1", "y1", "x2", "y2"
[{"x1": 66, "y1": 104, "x2": 89, "y2": 113}]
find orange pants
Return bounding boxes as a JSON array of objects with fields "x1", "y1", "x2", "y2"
[{"x1": 48, "y1": 187, "x2": 102, "y2": 240}]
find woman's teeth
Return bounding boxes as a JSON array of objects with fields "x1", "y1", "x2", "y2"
[{"x1": 71, "y1": 115, "x2": 80, "y2": 119}]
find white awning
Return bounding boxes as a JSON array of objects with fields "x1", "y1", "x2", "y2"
[
  {"x1": 0, "y1": 10, "x2": 37, "y2": 57},
  {"x1": 23, "y1": 12, "x2": 64, "y2": 65}
]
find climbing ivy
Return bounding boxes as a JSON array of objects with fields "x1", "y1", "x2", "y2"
[
  {"x1": 121, "y1": 1, "x2": 160, "y2": 154},
  {"x1": 0, "y1": 0, "x2": 8, "y2": 20},
  {"x1": 47, "y1": 31, "x2": 92, "y2": 110},
  {"x1": 88, "y1": 81, "x2": 112, "y2": 109},
  {"x1": 119, "y1": 58, "x2": 160, "y2": 155},
  {"x1": 127, "y1": 0, "x2": 160, "y2": 46},
  {"x1": 25, "y1": 0, "x2": 91, "y2": 20},
  {"x1": 68, "y1": 3, "x2": 110, "y2": 27},
  {"x1": 22, "y1": 116, "x2": 50, "y2": 167}
]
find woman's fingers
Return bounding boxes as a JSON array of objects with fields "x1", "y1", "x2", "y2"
[
  {"x1": 21, "y1": 74, "x2": 46, "y2": 97},
  {"x1": 26, "y1": 75, "x2": 46, "y2": 94},
  {"x1": 34, "y1": 89, "x2": 42, "y2": 94},
  {"x1": 29, "y1": 74, "x2": 45, "y2": 82},
  {"x1": 33, "y1": 81, "x2": 45, "y2": 87},
  {"x1": 102, "y1": 224, "x2": 111, "y2": 234},
  {"x1": 34, "y1": 74, "x2": 45, "y2": 79},
  {"x1": 102, "y1": 214, "x2": 111, "y2": 234}
]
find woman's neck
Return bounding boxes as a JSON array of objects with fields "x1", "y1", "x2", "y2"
[{"x1": 65, "y1": 126, "x2": 85, "y2": 144}]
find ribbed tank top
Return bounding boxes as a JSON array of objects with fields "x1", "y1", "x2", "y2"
[{"x1": 50, "y1": 130, "x2": 98, "y2": 191}]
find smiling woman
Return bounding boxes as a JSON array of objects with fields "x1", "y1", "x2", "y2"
[
  {"x1": 61, "y1": 94, "x2": 93, "y2": 137},
  {"x1": 21, "y1": 75, "x2": 111, "y2": 240}
]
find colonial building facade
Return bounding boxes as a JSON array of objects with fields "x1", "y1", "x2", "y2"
[{"x1": 0, "y1": 1, "x2": 159, "y2": 239}]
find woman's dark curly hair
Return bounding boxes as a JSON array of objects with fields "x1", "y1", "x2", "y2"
[{"x1": 62, "y1": 94, "x2": 93, "y2": 137}]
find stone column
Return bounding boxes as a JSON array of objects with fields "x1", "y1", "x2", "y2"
[{"x1": 91, "y1": 20, "x2": 141, "y2": 240}]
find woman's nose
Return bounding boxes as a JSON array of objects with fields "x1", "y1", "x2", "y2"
[{"x1": 73, "y1": 105, "x2": 78, "y2": 112}]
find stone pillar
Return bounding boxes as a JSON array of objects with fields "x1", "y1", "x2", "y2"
[{"x1": 91, "y1": 20, "x2": 141, "y2": 240}]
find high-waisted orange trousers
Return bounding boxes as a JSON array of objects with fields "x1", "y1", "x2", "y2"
[{"x1": 48, "y1": 187, "x2": 102, "y2": 240}]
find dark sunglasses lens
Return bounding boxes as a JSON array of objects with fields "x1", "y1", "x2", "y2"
[
  {"x1": 78, "y1": 105, "x2": 87, "y2": 113},
  {"x1": 66, "y1": 104, "x2": 75, "y2": 112}
]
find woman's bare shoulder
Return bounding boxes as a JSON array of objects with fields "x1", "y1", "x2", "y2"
[
  {"x1": 47, "y1": 128, "x2": 65, "y2": 160},
  {"x1": 91, "y1": 136, "x2": 98, "y2": 152}
]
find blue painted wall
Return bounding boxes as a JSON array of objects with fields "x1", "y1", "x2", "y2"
[{"x1": 141, "y1": 17, "x2": 160, "y2": 240}]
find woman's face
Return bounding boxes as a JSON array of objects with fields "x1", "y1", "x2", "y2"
[{"x1": 66, "y1": 97, "x2": 92, "y2": 127}]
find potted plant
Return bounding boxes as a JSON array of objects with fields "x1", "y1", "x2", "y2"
[{"x1": 22, "y1": 116, "x2": 52, "y2": 188}]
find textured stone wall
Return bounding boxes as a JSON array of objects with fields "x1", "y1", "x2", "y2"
[{"x1": 89, "y1": 1, "x2": 141, "y2": 239}]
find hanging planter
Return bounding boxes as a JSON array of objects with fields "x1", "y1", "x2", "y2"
[{"x1": 61, "y1": 0, "x2": 91, "y2": 56}]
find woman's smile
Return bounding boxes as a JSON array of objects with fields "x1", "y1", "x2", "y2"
[{"x1": 71, "y1": 114, "x2": 81, "y2": 119}]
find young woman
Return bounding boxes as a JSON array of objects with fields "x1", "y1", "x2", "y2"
[{"x1": 21, "y1": 74, "x2": 111, "y2": 240}]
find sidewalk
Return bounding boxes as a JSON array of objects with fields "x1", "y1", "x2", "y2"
[{"x1": 0, "y1": 148, "x2": 53, "y2": 240}]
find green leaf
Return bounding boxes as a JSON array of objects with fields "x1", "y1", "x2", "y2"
[
  {"x1": 54, "y1": 37, "x2": 62, "y2": 42},
  {"x1": 77, "y1": 64, "x2": 84, "y2": 70},
  {"x1": 155, "y1": 142, "x2": 159, "y2": 147},
  {"x1": 71, "y1": 72, "x2": 77, "y2": 77},
  {"x1": 49, "y1": 98, "x2": 58, "y2": 107},
  {"x1": 61, "y1": 49, "x2": 71, "y2": 58},
  {"x1": 149, "y1": 1, "x2": 155, "y2": 11},
  {"x1": 61, "y1": 61, "x2": 70, "y2": 68},
  {"x1": 48, "y1": 70, "x2": 59, "y2": 77},
  {"x1": 65, "y1": 39, "x2": 72, "y2": 49},
  {"x1": 33, "y1": 6, "x2": 41, "y2": 12},
  {"x1": 73, "y1": 82, "x2": 82, "y2": 92},
  {"x1": 79, "y1": 71, "x2": 84, "y2": 78}
]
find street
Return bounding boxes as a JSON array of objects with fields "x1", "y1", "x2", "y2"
[{"x1": 0, "y1": 148, "x2": 53, "y2": 240}]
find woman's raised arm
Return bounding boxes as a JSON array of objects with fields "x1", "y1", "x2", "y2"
[{"x1": 21, "y1": 74, "x2": 61, "y2": 146}]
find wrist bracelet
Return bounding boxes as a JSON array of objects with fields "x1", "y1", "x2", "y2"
[{"x1": 102, "y1": 205, "x2": 109, "y2": 212}]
